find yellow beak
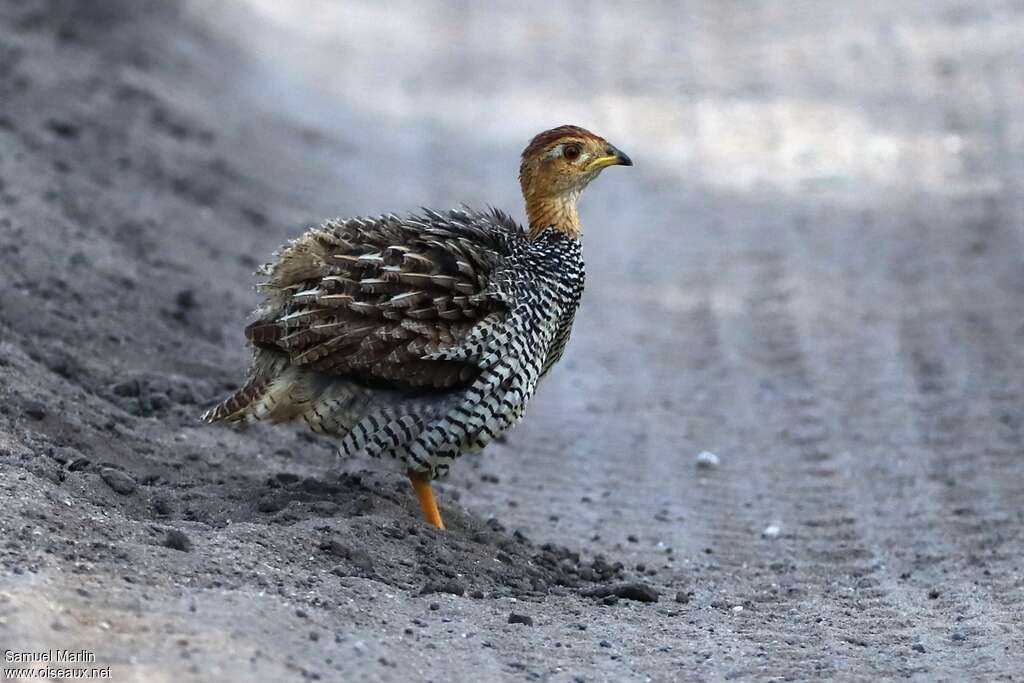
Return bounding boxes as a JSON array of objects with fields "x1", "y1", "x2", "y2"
[{"x1": 587, "y1": 145, "x2": 633, "y2": 171}]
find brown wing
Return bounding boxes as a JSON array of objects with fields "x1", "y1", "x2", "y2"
[{"x1": 247, "y1": 210, "x2": 510, "y2": 390}]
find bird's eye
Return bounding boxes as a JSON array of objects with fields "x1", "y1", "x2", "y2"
[{"x1": 563, "y1": 144, "x2": 581, "y2": 160}]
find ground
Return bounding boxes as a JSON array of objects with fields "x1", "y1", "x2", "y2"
[{"x1": 1, "y1": 1, "x2": 1023, "y2": 681}]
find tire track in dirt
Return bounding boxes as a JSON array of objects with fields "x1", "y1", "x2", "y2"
[
  {"x1": 774, "y1": 22, "x2": 1024, "y2": 676},
  {"x1": 897, "y1": 304, "x2": 1021, "y2": 674},
  {"x1": 781, "y1": 198, "x2": 1018, "y2": 677},
  {"x1": 710, "y1": 244, "x2": 879, "y2": 677},
  {"x1": 915, "y1": 193, "x2": 1024, "y2": 632},
  {"x1": 598, "y1": 214, "x2": 845, "y2": 678},
  {"x1": 884, "y1": 46, "x2": 1024, "y2": 669}
]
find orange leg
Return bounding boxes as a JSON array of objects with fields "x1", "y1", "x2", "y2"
[{"x1": 408, "y1": 470, "x2": 445, "y2": 530}]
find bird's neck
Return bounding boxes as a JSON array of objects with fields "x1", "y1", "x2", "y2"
[{"x1": 525, "y1": 191, "x2": 582, "y2": 240}]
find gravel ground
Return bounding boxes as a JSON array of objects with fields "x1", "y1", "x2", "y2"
[{"x1": 2, "y1": 1, "x2": 1023, "y2": 680}]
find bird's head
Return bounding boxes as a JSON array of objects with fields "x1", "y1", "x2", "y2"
[{"x1": 519, "y1": 125, "x2": 632, "y2": 240}]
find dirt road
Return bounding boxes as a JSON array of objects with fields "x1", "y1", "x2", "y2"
[{"x1": 1, "y1": 1, "x2": 1022, "y2": 680}]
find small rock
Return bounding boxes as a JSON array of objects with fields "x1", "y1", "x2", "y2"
[
  {"x1": 175, "y1": 289, "x2": 195, "y2": 310},
  {"x1": 153, "y1": 496, "x2": 173, "y2": 516},
  {"x1": 100, "y1": 468, "x2": 137, "y2": 495},
  {"x1": 310, "y1": 501, "x2": 339, "y2": 516},
  {"x1": 912, "y1": 643, "x2": 926, "y2": 653},
  {"x1": 112, "y1": 379, "x2": 141, "y2": 397},
  {"x1": 951, "y1": 632, "x2": 967, "y2": 642},
  {"x1": 67, "y1": 457, "x2": 91, "y2": 472},
  {"x1": 257, "y1": 495, "x2": 288, "y2": 513},
  {"x1": 508, "y1": 613, "x2": 533, "y2": 626},
  {"x1": 420, "y1": 579, "x2": 465, "y2": 597},
  {"x1": 429, "y1": 602, "x2": 440, "y2": 611},
  {"x1": 599, "y1": 640, "x2": 612, "y2": 648},
  {"x1": 762, "y1": 524, "x2": 781, "y2": 539},
  {"x1": 163, "y1": 530, "x2": 191, "y2": 552},
  {"x1": 581, "y1": 582, "x2": 659, "y2": 603},
  {"x1": 24, "y1": 400, "x2": 47, "y2": 420},
  {"x1": 695, "y1": 451, "x2": 720, "y2": 469},
  {"x1": 321, "y1": 539, "x2": 375, "y2": 573},
  {"x1": 675, "y1": 591, "x2": 691, "y2": 604},
  {"x1": 732, "y1": 605, "x2": 744, "y2": 613},
  {"x1": 602, "y1": 595, "x2": 619, "y2": 606},
  {"x1": 46, "y1": 120, "x2": 80, "y2": 139}
]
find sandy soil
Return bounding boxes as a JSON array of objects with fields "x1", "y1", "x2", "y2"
[{"x1": 2, "y1": 1, "x2": 1023, "y2": 680}]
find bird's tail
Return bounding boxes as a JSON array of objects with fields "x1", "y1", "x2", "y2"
[
  {"x1": 201, "y1": 350, "x2": 443, "y2": 464},
  {"x1": 201, "y1": 349, "x2": 315, "y2": 424}
]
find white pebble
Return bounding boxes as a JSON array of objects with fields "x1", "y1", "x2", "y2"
[
  {"x1": 695, "y1": 451, "x2": 720, "y2": 469},
  {"x1": 732, "y1": 605, "x2": 744, "y2": 613},
  {"x1": 762, "y1": 524, "x2": 781, "y2": 539}
]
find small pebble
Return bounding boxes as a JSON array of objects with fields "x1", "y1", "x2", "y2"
[
  {"x1": 310, "y1": 501, "x2": 340, "y2": 516},
  {"x1": 675, "y1": 591, "x2": 691, "y2": 604},
  {"x1": 508, "y1": 613, "x2": 533, "y2": 626},
  {"x1": 695, "y1": 451, "x2": 720, "y2": 469},
  {"x1": 257, "y1": 495, "x2": 288, "y2": 513},
  {"x1": 175, "y1": 289, "x2": 195, "y2": 310},
  {"x1": 581, "y1": 582, "x2": 659, "y2": 603},
  {"x1": 762, "y1": 524, "x2": 781, "y2": 539},
  {"x1": 24, "y1": 400, "x2": 47, "y2": 420},
  {"x1": 912, "y1": 643, "x2": 926, "y2": 653},
  {"x1": 429, "y1": 602, "x2": 440, "y2": 611},
  {"x1": 163, "y1": 530, "x2": 191, "y2": 552},
  {"x1": 732, "y1": 605, "x2": 744, "y2": 613},
  {"x1": 420, "y1": 579, "x2": 465, "y2": 597},
  {"x1": 153, "y1": 496, "x2": 173, "y2": 516},
  {"x1": 100, "y1": 468, "x2": 137, "y2": 495}
]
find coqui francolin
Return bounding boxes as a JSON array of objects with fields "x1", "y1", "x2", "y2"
[{"x1": 203, "y1": 125, "x2": 632, "y2": 529}]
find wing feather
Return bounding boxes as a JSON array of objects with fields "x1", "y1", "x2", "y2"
[{"x1": 246, "y1": 209, "x2": 516, "y2": 390}]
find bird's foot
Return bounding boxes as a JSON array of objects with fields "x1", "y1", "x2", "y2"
[{"x1": 407, "y1": 469, "x2": 445, "y2": 530}]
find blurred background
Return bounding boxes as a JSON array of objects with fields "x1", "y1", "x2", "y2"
[{"x1": 193, "y1": 0, "x2": 1024, "y2": 213}]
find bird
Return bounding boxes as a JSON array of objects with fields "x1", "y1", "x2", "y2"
[{"x1": 202, "y1": 125, "x2": 632, "y2": 529}]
